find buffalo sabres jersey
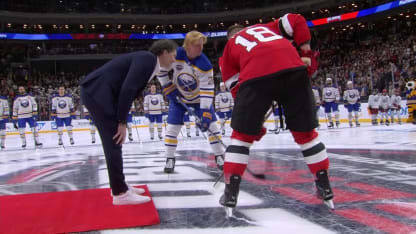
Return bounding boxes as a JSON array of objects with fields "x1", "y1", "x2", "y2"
[
  {"x1": 157, "y1": 47, "x2": 214, "y2": 109},
  {"x1": 390, "y1": 95, "x2": 402, "y2": 109},
  {"x1": 215, "y1": 91, "x2": 233, "y2": 112},
  {"x1": 343, "y1": 89, "x2": 360, "y2": 104},
  {"x1": 379, "y1": 95, "x2": 390, "y2": 109},
  {"x1": 0, "y1": 96, "x2": 9, "y2": 120},
  {"x1": 13, "y1": 94, "x2": 38, "y2": 119},
  {"x1": 322, "y1": 86, "x2": 340, "y2": 102},
  {"x1": 368, "y1": 94, "x2": 381, "y2": 109},
  {"x1": 312, "y1": 88, "x2": 320, "y2": 104},
  {"x1": 144, "y1": 93, "x2": 165, "y2": 115},
  {"x1": 51, "y1": 94, "x2": 74, "y2": 118}
]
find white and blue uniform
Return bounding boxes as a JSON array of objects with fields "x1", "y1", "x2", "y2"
[
  {"x1": 144, "y1": 93, "x2": 165, "y2": 123},
  {"x1": 0, "y1": 96, "x2": 9, "y2": 148},
  {"x1": 322, "y1": 86, "x2": 340, "y2": 126},
  {"x1": 51, "y1": 94, "x2": 74, "y2": 127},
  {"x1": 156, "y1": 47, "x2": 224, "y2": 160},
  {"x1": 215, "y1": 91, "x2": 233, "y2": 119},
  {"x1": 13, "y1": 94, "x2": 38, "y2": 128},
  {"x1": 51, "y1": 94, "x2": 75, "y2": 144},
  {"x1": 144, "y1": 93, "x2": 165, "y2": 139},
  {"x1": 343, "y1": 88, "x2": 360, "y2": 126},
  {"x1": 215, "y1": 91, "x2": 233, "y2": 135},
  {"x1": 12, "y1": 93, "x2": 41, "y2": 146},
  {"x1": 83, "y1": 105, "x2": 96, "y2": 143}
]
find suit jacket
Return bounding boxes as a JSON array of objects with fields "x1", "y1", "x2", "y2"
[{"x1": 80, "y1": 51, "x2": 159, "y2": 122}]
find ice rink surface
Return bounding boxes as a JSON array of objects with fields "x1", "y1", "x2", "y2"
[{"x1": 1, "y1": 121, "x2": 416, "y2": 234}]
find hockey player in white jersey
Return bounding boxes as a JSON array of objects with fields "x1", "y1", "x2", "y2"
[
  {"x1": 215, "y1": 82, "x2": 233, "y2": 135},
  {"x1": 390, "y1": 89, "x2": 402, "y2": 124},
  {"x1": 343, "y1": 81, "x2": 361, "y2": 127},
  {"x1": 312, "y1": 87, "x2": 321, "y2": 129},
  {"x1": 144, "y1": 84, "x2": 165, "y2": 140},
  {"x1": 83, "y1": 105, "x2": 96, "y2": 144},
  {"x1": 12, "y1": 86, "x2": 42, "y2": 148},
  {"x1": 126, "y1": 102, "x2": 136, "y2": 142},
  {"x1": 51, "y1": 86, "x2": 75, "y2": 145},
  {"x1": 379, "y1": 89, "x2": 390, "y2": 125},
  {"x1": 368, "y1": 89, "x2": 381, "y2": 125},
  {"x1": 0, "y1": 94, "x2": 9, "y2": 149},
  {"x1": 322, "y1": 78, "x2": 340, "y2": 128},
  {"x1": 156, "y1": 31, "x2": 225, "y2": 173}
]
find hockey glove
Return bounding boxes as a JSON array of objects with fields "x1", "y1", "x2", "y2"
[
  {"x1": 198, "y1": 109, "x2": 212, "y2": 132},
  {"x1": 300, "y1": 50, "x2": 319, "y2": 78},
  {"x1": 162, "y1": 82, "x2": 180, "y2": 104}
]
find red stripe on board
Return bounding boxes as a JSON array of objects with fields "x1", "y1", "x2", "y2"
[
  {"x1": 335, "y1": 209, "x2": 416, "y2": 234},
  {"x1": 376, "y1": 204, "x2": 416, "y2": 219}
]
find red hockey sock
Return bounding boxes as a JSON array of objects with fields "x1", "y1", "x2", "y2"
[{"x1": 291, "y1": 129, "x2": 329, "y2": 175}]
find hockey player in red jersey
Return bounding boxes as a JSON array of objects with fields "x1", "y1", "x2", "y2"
[
  {"x1": 219, "y1": 22, "x2": 334, "y2": 211},
  {"x1": 265, "y1": 13, "x2": 319, "y2": 78}
]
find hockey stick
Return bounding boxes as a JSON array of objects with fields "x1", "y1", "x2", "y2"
[{"x1": 134, "y1": 120, "x2": 141, "y2": 143}]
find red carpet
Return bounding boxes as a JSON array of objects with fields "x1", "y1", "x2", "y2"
[{"x1": 0, "y1": 185, "x2": 159, "y2": 234}]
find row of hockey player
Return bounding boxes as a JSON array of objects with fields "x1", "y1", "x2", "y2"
[
  {"x1": 315, "y1": 78, "x2": 361, "y2": 128},
  {"x1": 368, "y1": 88, "x2": 402, "y2": 126}
]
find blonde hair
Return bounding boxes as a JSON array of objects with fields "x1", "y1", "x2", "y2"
[{"x1": 183, "y1": 31, "x2": 207, "y2": 48}]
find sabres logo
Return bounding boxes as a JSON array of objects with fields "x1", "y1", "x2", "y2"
[
  {"x1": 151, "y1": 98, "x2": 159, "y2": 105},
  {"x1": 20, "y1": 99, "x2": 29, "y2": 108},
  {"x1": 349, "y1": 94, "x2": 355, "y2": 99},
  {"x1": 58, "y1": 100, "x2": 67, "y2": 109},
  {"x1": 325, "y1": 90, "x2": 332, "y2": 96},
  {"x1": 221, "y1": 96, "x2": 229, "y2": 103},
  {"x1": 176, "y1": 73, "x2": 198, "y2": 93}
]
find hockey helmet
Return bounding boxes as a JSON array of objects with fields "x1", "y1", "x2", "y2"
[
  {"x1": 326, "y1": 78, "x2": 332, "y2": 85},
  {"x1": 347, "y1": 81, "x2": 353, "y2": 88}
]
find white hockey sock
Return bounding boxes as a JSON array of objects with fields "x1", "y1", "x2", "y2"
[
  {"x1": 207, "y1": 122, "x2": 224, "y2": 156},
  {"x1": 164, "y1": 124, "x2": 181, "y2": 158}
]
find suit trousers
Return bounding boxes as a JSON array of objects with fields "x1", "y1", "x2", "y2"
[{"x1": 81, "y1": 87, "x2": 128, "y2": 195}]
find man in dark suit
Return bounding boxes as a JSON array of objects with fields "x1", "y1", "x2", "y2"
[{"x1": 80, "y1": 39, "x2": 177, "y2": 205}]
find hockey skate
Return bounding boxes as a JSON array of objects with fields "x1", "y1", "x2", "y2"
[
  {"x1": 70, "y1": 138, "x2": 74, "y2": 145},
  {"x1": 335, "y1": 121, "x2": 340, "y2": 128},
  {"x1": 196, "y1": 131, "x2": 199, "y2": 136},
  {"x1": 355, "y1": 121, "x2": 360, "y2": 127},
  {"x1": 220, "y1": 175, "x2": 241, "y2": 217},
  {"x1": 222, "y1": 129, "x2": 225, "y2": 136},
  {"x1": 158, "y1": 134, "x2": 163, "y2": 140},
  {"x1": 328, "y1": 122, "x2": 334, "y2": 129},
  {"x1": 164, "y1": 158, "x2": 175, "y2": 174},
  {"x1": 22, "y1": 143, "x2": 26, "y2": 148},
  {"x1": 1, "y1": 143, "x2": 5, "y2": 149},
  {"x1": 315, "y1": 170, "x2": 334, "y2": 209},
  {"x1": 380, "y1": 120, "x2": 384, "y2": 125},
  {"x1": 385, "y1": 120, "x2": 390, "y2": 126},
  {"x1": 128, "y1": 134, "x2": 133, "y2": 142},
  {"x1": 215, "y1": 155, "x2": 224, "y2": 170},
  {"x1": 58, "y1": 138, "x2": 63, "y2": 146},
  {"x1": 35, "y1": 141, "x2": 43, "y2": 148},
  {"x1": 349, "y1": 122, "x2": 353, "y2": 128},
  {"x1": 187, "y1": 133, "x2": 191, "y2": 138}
]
